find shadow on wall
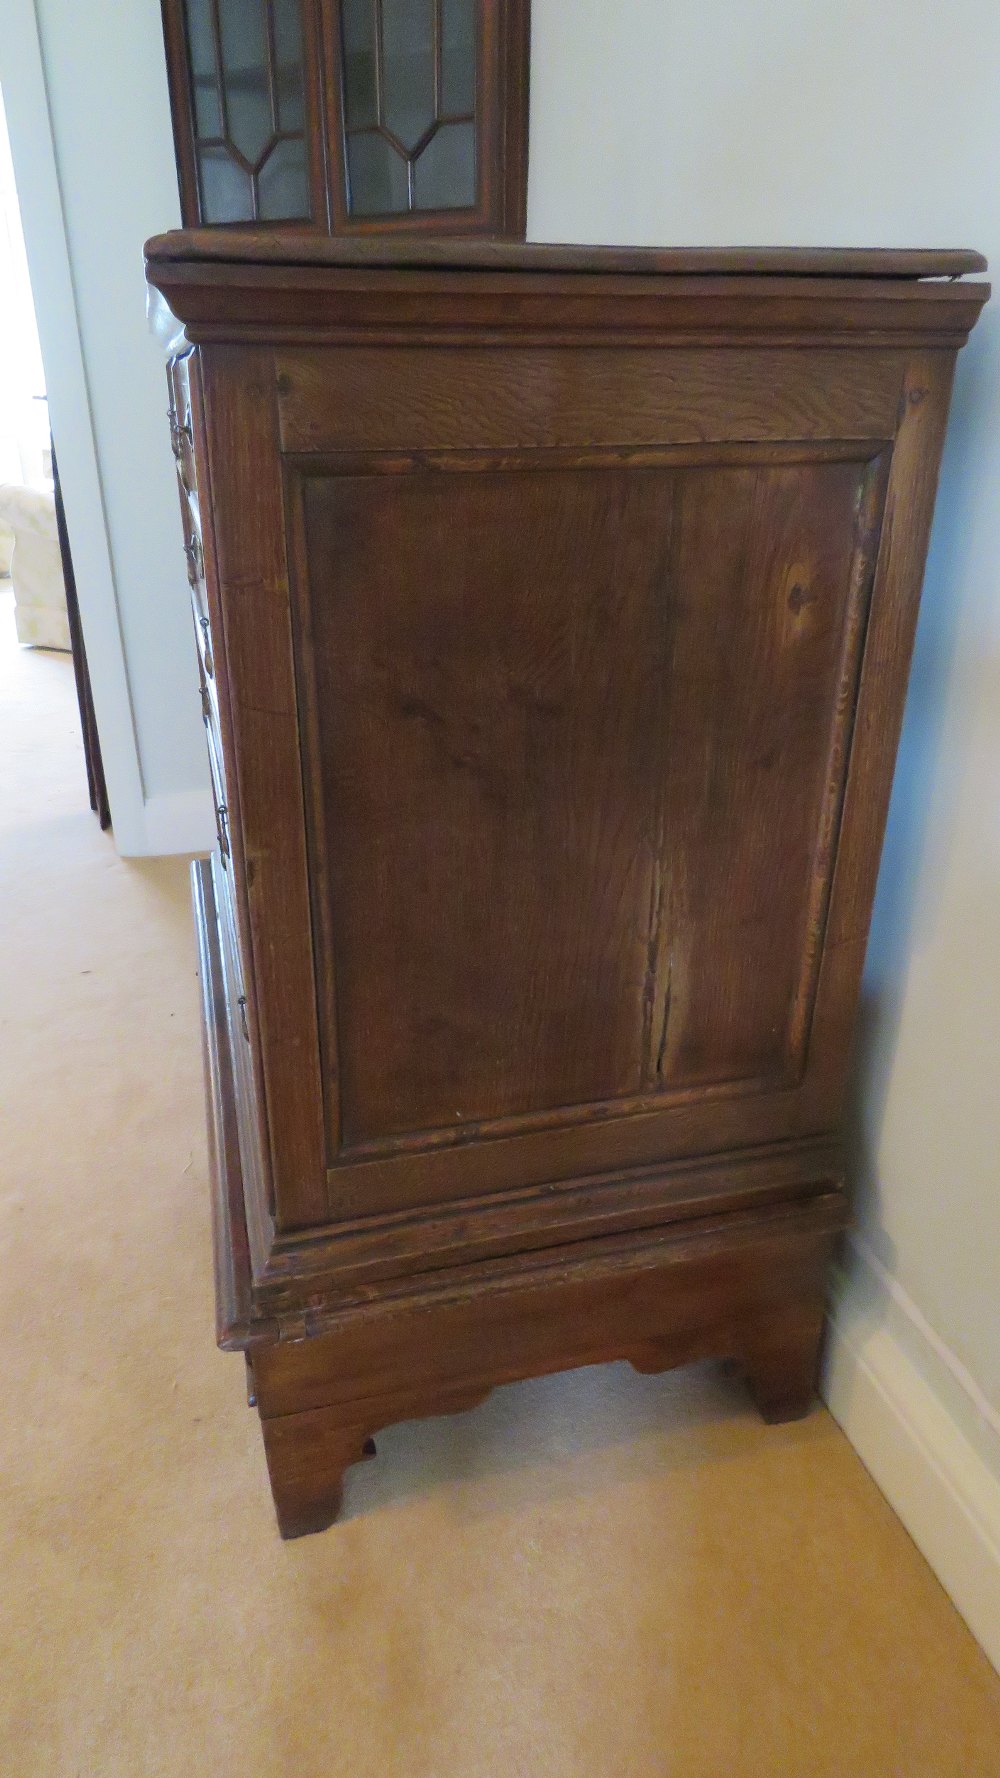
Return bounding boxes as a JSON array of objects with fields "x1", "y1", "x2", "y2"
[{"x1": 846, "y1": 302, "x2": 1000, "y2": 1250}]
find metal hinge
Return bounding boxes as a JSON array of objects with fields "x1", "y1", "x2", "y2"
[
  {"x1": 168, "y1": 406, "x2": 194, "y2": 494},
  {"x1": 183, "y1": 530, "x2": 203, "y2": 585},
  {"x1": 198, "y1": 614, "x2": 214, "y2": 678},
  {"x1": 167, "y1": 404, "x2": 193, "y2": 458},
  {"x1": 215, "y1": 799, "x2": 230, "y2": 864}
]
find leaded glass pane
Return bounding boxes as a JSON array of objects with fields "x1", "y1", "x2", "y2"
[
  {"x1": 216, "y1": 0, "x2": 272, "y2": 165},
  {"x1": 339, "y1": 0, "x2": 479, "y2": 217},
  {"x1": 198, "y1": 144, "x2": 255, "y2": 221},
  {"x1": 257, "y1": 135, "x2": 310, "y2": 217},
  {"x1": 272, "y1": 0, "x2": 306, "y2": 131},
  {"x1": 380, "y1": 0, "x2": 435, "y2": 152},
  {"x1": 341, "y1": 0, "x2": 378, "y2": 131},
  {"x1": 181, "y1": 0, "x2": 312, "y2": 222},
  {"x1": 347, "y1": 130, "x2": 410, "y2": 214},
  {"x1": 412, "y1": 117, "x2": 475, "y2": 208},
  {"x1": 441, "y1": 0, "x2": 476, "y2": 116},
  {"x1": 185, "y1": 0, "x2": 223, "y2": 137}
]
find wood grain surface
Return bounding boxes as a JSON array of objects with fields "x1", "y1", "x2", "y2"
[
  {"x1": 153, "y1": 240, "x2": 986, "y2": 1531},
  {"x1": 293, "y1": 451, "x2": 883, "y2": 1153}
]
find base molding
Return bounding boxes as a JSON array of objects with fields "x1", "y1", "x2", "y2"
[
  {"x1": 249, "y1": 1210, "x2": 840, "y2": 1534},
  {"x1": 823, "y1": 1242, "x2": 1000, "y2": 1674},
  {"x1": 253, "y1": 1279, "x2": 829, "y2": 1537}
]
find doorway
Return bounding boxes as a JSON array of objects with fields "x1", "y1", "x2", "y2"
[{"x1": 0, "y1": 82, "x2": 108, "y2": 825}]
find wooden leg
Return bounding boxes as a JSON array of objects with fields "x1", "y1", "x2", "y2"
[
  {"x1": 256, "y1": 1380, "x2": 493, "y2": 1537},
  {"x1": 260, "y1": 1406, "x2": 377, "y2": 1539},
  {"x1": 740, "y1": 1299, "x2": 826, "y2": 1424}
]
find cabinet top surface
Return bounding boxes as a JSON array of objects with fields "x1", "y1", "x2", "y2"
[{"x1": 145, "y1": 230, "x2": 986, "y2": 282}]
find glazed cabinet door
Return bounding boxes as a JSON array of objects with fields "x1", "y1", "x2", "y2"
[
  {"x1": 199, "y1": 340, "x2": 949, "y2": 1233},
  {"x1": 161, "y1": 0, "x2": 328, "y2": 227},
  {"x1": 160, "y1": 0, "x2": 530, "y2": 236}
]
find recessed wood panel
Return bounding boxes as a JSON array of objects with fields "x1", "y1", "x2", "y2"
[{"x1": 292, "y1": 450, "x2": 882, "y2": 1154}]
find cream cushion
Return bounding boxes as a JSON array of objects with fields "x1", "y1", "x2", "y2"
[{"x1": 0, "y1": 480, "x2": 70, "y2": 651}]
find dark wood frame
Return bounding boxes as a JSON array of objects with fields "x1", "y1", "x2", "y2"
[{"x1": 160, "y1": 0, "x2": 530, "y2": 237}]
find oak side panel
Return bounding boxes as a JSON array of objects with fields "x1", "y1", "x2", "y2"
[
  {"x1": 191, "y1": 335, "x2": 965, "y2": 1231},
  {"x1": 276, "y1": 346, "x2": 905, "y2": 453},
  {"x1": 294, "y1": 451, "x2": 886, "y2": 1160},
  {"x1": 199, "y1": 346, "x2": 328, "y2": 1229}
]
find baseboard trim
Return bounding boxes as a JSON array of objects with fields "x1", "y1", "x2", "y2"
[{"x1": 823, "y1": 1238, "x2": 1000, "y2": 1674}]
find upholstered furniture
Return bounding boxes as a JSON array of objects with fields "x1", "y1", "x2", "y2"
[{"x1": 0, "y1": 481, "x2": 70, "y2": 652}]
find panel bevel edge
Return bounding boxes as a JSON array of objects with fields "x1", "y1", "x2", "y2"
[
  {"x1": 799, "y1": 348, "x2": 963, "y2": 1129},
  {"x1": 282, "y1": 456, "x2": 343, "y2": 1168},
  {"x1": 280, "y1": 440, "x2": 895, "y2": 476},
  {"x1": 783, "y1": 444, "x2": 895, "y2": 1076}
]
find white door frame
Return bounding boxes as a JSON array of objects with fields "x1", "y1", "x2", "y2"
[{"x1": 0, "y1": 0, "x2": 147, "y2": 852}]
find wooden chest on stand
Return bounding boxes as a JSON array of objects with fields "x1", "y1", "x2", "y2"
[{"x1": 145, "y1": 233, "x2": 987, "y2": 1535}]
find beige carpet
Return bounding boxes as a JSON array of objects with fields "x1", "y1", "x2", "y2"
[{"x1": 2, "y1": 590, "x2": 999, "y2": 1777}]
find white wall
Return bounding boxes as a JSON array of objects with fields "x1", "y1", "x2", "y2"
[
  {"x1": 0, "y1": 87, "x2": 48, "y2": 488},
  {"x1": 530, "y1": 0, "x2": 1000, "y2": 1646},
  {"x1": 29, "y1": 0, "x2": 212, "y2": 850}
]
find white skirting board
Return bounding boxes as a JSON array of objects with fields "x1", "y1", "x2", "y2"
[{"x1": 823, "y1": 1236, "x2": 1000, "y2": 1674}]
